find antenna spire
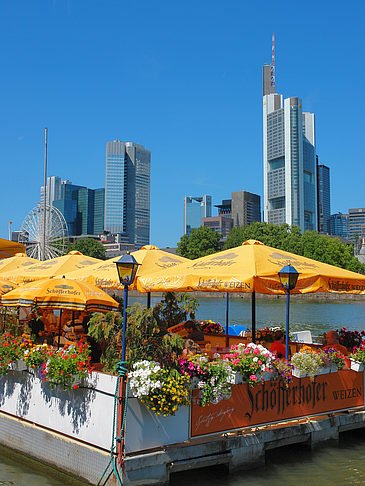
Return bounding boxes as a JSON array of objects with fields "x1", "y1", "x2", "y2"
[{"x1": 271, "y1": 33, "x2": 275, "y2": 91}]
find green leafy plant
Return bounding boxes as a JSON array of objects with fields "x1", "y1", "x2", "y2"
[
  {"x1": 41, "y1": 340, "x2": 92, "y2": 389},
  {"x1": 350, "y1": 344, "x2": 365, "y2": 364},
  {"x1": 0, "y1": 333, "x2": 26, "y2": 375},
  {"x1": 88, "y1": 311, "x2": 124, "y2": 372}
]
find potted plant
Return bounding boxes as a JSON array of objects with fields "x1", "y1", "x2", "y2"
[
  {"x1": 322, "y1": 347, "x2": 345, "y2": 371},
  {"x1": 350, "y1": 344, "x2": 365, "y2": 371},
  {"x1": 224, "y1": 342, "x2": 275, "y2": 386},
  {"x1": 178, "y1": 354, "x2": 208, "y2": 389},
  {"x1": 24, "y1": 343, "x2": 51, "y2": 371},
  {"x1": 196, "y1": 359, "x2": 234, "y2": 406},
  {"x1": 42, "y1": 340, "x2": 92, "y2": 389},
  {"x1": 0, "y1": 333, "x2": 29, "y2": 374},
  {"x1": 200, "y1": 320, "x2": 225, "y2": 335},
  {"x1": 128, "y1": 360, "x2": 190, "y2": 416},
  {"x1": 291, "y1": 347, "x2": 323, "y2": 378}
]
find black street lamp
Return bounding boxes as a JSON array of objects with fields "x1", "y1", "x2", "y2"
[
  {"x1": 278, "y1": 264, "x2": 300, "y2": 359},
  {"x1": 115, "y1": 253, "x2": 140, "y2": 362}
]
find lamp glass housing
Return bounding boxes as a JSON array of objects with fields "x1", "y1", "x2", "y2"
[
  {"x1": 278, "y1": 264, "x2": 299, "y2": 291},
  {"x1": 115, "y1": 254, "x2": 139, "y2": 286}
]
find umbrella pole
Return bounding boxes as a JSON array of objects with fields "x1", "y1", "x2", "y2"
[
  {"x1": 225, "y1": 292, "x2": 229, "y2": 348},
  {"x1": 147, "y1": 292, "x2": 151, "y2": 309},
  {"x1": 57, "y1": 309, "x2": 63, "y2": 349},
  {"x1": 251, "y1": 291, "x2": 256, "y2": 343}
]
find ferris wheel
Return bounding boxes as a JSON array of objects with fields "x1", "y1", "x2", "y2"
[{"x1": 19, "y1": 204, "x2": 69, "y2": 260}]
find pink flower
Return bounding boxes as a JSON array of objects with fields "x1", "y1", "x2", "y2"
[
  {"x1": 253, "y1": 348, "x2": 260, "y2": 355},
  {"x1": 232, "y1": 358, "x2": 239, "y2": 365},
  {"x1": 258, "y1": 360, "x2": 262, "y2": 365},
  {"x1": 249, "y1": 374, "x2": 257, "y2": 381}
]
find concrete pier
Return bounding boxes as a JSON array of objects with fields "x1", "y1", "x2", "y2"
[{"x1": 123, "y1": 409, "x2": 365, "y2": 486}]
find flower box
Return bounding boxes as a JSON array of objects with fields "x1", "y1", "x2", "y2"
[
  {"x1": 350, "y1": 359, "x2": 364, "y2": 372},
  {"x1": 260, "y1": 371, "x2": 274, "y2": 381},
  {"x1": 292, "y1": 368, "x2": 310, "y2": 378},
  {"x1": 233, "y1": 371, "x2": 244, "y2": 384},
  {"x1": 317, "y1": 365, "x2": 338, "y2": 375},
  {"x1": 190, "y1": 376, "x2": 200, "y2": 390},
  {"x1": 8, "y1": 359, "x2": 27, "y2": 372}
]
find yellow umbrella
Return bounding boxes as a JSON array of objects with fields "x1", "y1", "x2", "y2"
[
  {"x1": 0, "y1": 278, "x2": 18, "y2": 295},
  {"x1": 1, "y1": 277, "x2": 119, "y2": 312},
  {"x1": 137, "y1": 239, "x2": 365, "y2": 295},
  {"x1": 0, "y1": 251, "x2": 102, "y2": 285},
  {"x1": 0, "y1": 238, "x2": 26, "y2": 259},
  {"x1": 0, "y1": 253, "x2": 39, "y2": 274},
  {"x1": 64, "y1": 245, "x2": 188, "y2": 290}
]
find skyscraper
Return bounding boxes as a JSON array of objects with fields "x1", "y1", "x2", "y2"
[
  {"x1": 329, "y1": 212, "x2": 349, "y2": 240},
  {"x1": 231, "y1": 191, "x2": 261, "y2": 227},
  {"x1": 316, "y1": 158, "x2": 331, "y2": 234},
  {"x1": 263, "y1": 40, "x2": 317, "y2": 231},
  {"x1": 40, "y1": 177, "x2": 104, "y2": 236},
  {"x1": 104, "y1": 140, "x2": 151, "y2": 248},
  {"x1": 183, "y1": 195, "x2": 212, "y2": 236}
]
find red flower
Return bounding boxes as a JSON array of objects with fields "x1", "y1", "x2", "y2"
[{"x1": 73, "y1": 384, "x2": 78, "y2": 389}]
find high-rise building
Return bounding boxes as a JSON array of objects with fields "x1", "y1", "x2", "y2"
[
  {"x1": 263, "y1": 42, "x2": 317, "y2": 231},
  {"x1": 104, "y1": 140, "x2": 151, "y2": 247},
  {"x1": 202, "y1": 216, "x2": 233, "y2": 239},
  {"x1": 78, "y1": 188, "x2": 105, "y2": 235},
  {"x1": 349, "y1": 208, "x2": 365, "y2": 244},
  {"x1": 183, "y1": 195, "x2": 212, "y2": 236},
  {"x1": 329, "y1": 212, "x2": 349, "y2": 240},
  {"x1": 316, "y1": 158, "x2": 331, "y2": 234},
  {"x1": 231, "y1": 191, "x2": 261, "y2": 227},
  {"x1": 40, "y1": 177, "x2": 104, "y2": 236}
]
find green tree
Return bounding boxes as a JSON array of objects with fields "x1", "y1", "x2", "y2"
[
  {"x1": 68, "y1": 238, "x2": 106, "y2": 260},
  {"x1": 176, "y1": 226, "x2": 220, "y2": 259}
]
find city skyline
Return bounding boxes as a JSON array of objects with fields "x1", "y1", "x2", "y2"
[{"x1": 1, "y1": 1, "x2": 364, "y2": 247}]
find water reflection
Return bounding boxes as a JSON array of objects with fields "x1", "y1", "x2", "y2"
[{"x1": 0, "y1": 449, "x2": 87, "y2": 486}]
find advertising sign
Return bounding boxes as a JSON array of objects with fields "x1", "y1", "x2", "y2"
[{"x1": 191, "y1": 370, "x2": 364, "y2": 437}]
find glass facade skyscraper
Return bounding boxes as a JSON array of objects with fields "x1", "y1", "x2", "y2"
[
  {"x1": 40, "y1": 177, "x2": 104, "y2": 236},
  {"x1": 104, "y1": 140, "x2": 151, "y2": 247},
  {"x1": 263, "y1": 65, "x2": 317, "y2": 230},
  {"x1": 183, "y1": 195, "x2": 212, "y2": 236},
  {"x1": 330, "y1": 212, "x2": 349, "y2": 240},
  {"x1": 316, "y1": 160, "x2": 331, "y2": 234}
]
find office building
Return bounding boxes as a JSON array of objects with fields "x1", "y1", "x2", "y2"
[
  {"x1": 183, "y1": 195, "x2": 212, "y2": 236},
  {"x1": 104, "y1": 140, "x2": 151, "y2": 248},
  {"x1": 316, "y1": 159, "x2": 331, "y2": 234},
  {"x1": 349, "y1": 208, "x2": 365, "y2": 244},
  {"x1": 263, "y1": 43, "x2": 317, "y2": 231},
  {"x1": 40, "y1": 177, "x2": 104, "y2": 236},
  {"x1": 215, "y1": 199, "x2": 232, "y2": 217},
  {"x1": 78, "y1": 188, "x2": 105, "y2": 235},
  {"x1": 329, "y1": 212, "x2": 349, "y2": 240},
  {"x1": 202, "y1": 215, "x2": 233, "y2": 239},
  {"x1": 231, "y1": 191, "x2": 261, "y2": 227}
]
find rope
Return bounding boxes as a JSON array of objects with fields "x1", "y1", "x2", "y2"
[{"x1": 97, "y1": 360, "x2": 129, "y2": 486}]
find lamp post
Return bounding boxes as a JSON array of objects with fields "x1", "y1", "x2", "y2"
[
  {"x1": 278, "y1": 264, "x2": 299, "y2": 359},
  {"x1": 115, "y1": 253, "x2": 140, "y2": 362}
]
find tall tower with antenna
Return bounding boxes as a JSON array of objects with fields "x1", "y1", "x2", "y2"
[
  {"x1": 263, "y1": 34, "x2": 276, "y2": 96},
  {"x1": 262, "y1": 35, "x2": 318, "y2": 231},
  {"x1": 271, "y1": 33, "x2": 275, "y2": 90}
]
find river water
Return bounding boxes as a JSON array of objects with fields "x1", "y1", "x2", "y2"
[{"x1": 2, "y1": 296, "x2": 365, "y2": 485}]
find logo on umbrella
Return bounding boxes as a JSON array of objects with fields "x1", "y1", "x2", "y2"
[{"x1": 55, "y1": 284, "x2": 75, "y2": 290}]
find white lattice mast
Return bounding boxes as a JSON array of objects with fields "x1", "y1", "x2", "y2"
[{"x1": 271, "y1": 33, "x2": 275, "y2": 91}]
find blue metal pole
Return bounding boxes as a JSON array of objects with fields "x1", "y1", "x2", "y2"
[
  {"x1": 225, "y1": 292, "x2": 229, "y2": 347},
  {"x1": 285, "y1": 289, "x2": 290, "y2": 360},
  {"x1": 121, "y1": 284, "x2": 129, "y2": 362}
]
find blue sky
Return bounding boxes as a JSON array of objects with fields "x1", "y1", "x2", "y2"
[{"x1": 1, "y1": 0, "x2": 364, "y2": 247}]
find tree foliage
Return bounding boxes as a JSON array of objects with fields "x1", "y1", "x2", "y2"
[
  {"x1": 68, "y1": 238, "x2": 106, "y2": 260},
  {"x1": 224, "y1": 222, "x2": 365, "y2": 274},
  {"x1": 177, "y1": 226, "x2": 220, "y2": 259}
]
